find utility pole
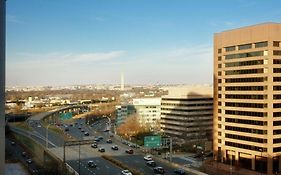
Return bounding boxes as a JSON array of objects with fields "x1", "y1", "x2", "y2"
[{"x1": 0, "y1": 1, "x2": 5, "y2": 174}]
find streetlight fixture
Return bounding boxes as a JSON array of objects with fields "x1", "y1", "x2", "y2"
[{"x1": 46, "y1": 123, "x2": 51, "y2": 148}]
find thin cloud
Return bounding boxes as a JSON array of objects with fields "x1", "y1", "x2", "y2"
[{"x1": 7, "y1": 15, "x2": 24, "y2": 24}]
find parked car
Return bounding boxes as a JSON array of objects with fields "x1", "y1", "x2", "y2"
[
  {"x1": 98, "y1": 147, "x2": 105, "y2": 152},
  {"x1": 81, "y1": 129, "x2": 85, "y2": 132},
  {"x1": 64, "y1": 127, "x2": 69, "y2": 131},
  {"x1": 154, "y1": 167, "x2": 165, "y2": 174},
  {"x1": 174, "y1": 168, "x2": 186, "y2": 175},
  {"x1": 11, "y1": 141, "x2": 15, "y2": 145},
  {"x1": 98, "y1": 136, "x2": 103, "y2": 140},
  {"x1": 125, "y1": 149, "x2": 133, "y2": 154},
  {"x1": 144, "y1": 155, "x2": 153, "y2": 161},
  {"x1": 91, "y1": 143, "x2": 98, "y2": 148},
  {"x1": 146, "y1": 160, "x2": 156, "y2": 167},
  {"x1": 94, "y1": 138, "x2": 100, "y2": 142},
  {"x1": 87, "y1": 160, "x2": 97, "y2": 168},
  {"x1": 106, "y1": 139, "x2": 112, "y2": 143},
  {"x1": 84, "y1": 132, "x2": 89, "y2": 136},
  {"x1": 22, "y1": 152, "x2": 27, "y2": 157},
  {"x1": 26, "y1": 159, "x2": 32, "y2": 164},
  {"x1": 111, "y1": 145, "x2": 118, "y2": 150},
  {"x1": 121, "y1": 170, "x2": 132, "y2": 175}
]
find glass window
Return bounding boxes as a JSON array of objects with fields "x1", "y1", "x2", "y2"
[
  {"x1": 218, "y1": 56, "x2": 222, "y2": 61},
  {"x1": 218, "y1": 71, "x2": 221, "y2": 76},
  {"x1": 273, "y1": 50, "x2": 281, "y2": 56},
  {"x1": 238, "y1": 43, "x2": 252, "y2": 50},
  {"x1": 218, "y1": 49, "x2": 222, "y2": 53},
  {"x1": 225, "y1": 46, "x2": 235, "y2": 52},
  {"x1": 274, "y1": 41, "x2": 280, "y2": 47},
  {"x1": 218, "y1": 64, "x2": 222, "y2": 68},
  {"x1": 255, "y1": 41, "x2": 268, "y2": 48}
]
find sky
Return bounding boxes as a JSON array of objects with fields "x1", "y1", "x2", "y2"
[{"x1": 6, "y1": 0, "x2": 281, "y2": 86}]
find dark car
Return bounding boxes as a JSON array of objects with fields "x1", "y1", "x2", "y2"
[
  {"x1": 65, "y1": 127, "x2": 69, "y2": 131},
  {"x1": 91, "y1": 143, "x2": 98, "y2": 148},
  {"x1": 98, "y1": 147, "x2": 105, "y2": 152},
  {"x1": 98, "y1": 136, "x2": 103, "y2": 140},
  {"x1": 22, "y1": 152, "x2": 27, "y2": 157},
  {"x1": 81, "y1": 129, "x2": 85, "y2": 132},
  {"x1": 26, "y1": 159, "x2": 32, "y2": 164},
  {"x1": 87, "y1": 160, "x2": 97, "y2": 168},
  {"x1": 94, "y1": 138, "x2": 100, "y2": 142},
  {"x1": 111, "y1": 145, "x2": 118, "y2": 150},
  {"x1": 174, "y1": 168, "x2": 185, "y2": 175},
  {"x1": 106, "y1": 139, "x2": 112, "y2": 143},
  {"x1": 146, "y1": 160, "x2": 156, "y2": 167},
  {"x1": 154, "y1": 167, "x2": 165, "y2": 174},
  {"x1": 78, "y1": 126, "x2": 82, "y2": 129},
  {"x1": 125, "y1": 149, "x2": 133, "y2": 154},
  {"x1": 84, "y1": 132, "x2": 89, "y2": 136}
]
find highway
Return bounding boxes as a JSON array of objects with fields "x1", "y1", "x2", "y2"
[{"x1": 63, "y1": 118, "x2": 178, "y2": 175}]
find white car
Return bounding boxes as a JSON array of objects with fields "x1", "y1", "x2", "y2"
[
  {"x1": 121, "y1": 170, "x2": 132, "y2": 175},
  {"x1": 144, "y1": 155, "x2": 153, "y2": 161}
]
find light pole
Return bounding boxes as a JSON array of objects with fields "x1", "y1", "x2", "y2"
[{"x1": 46, "y1": 124, "x2": 51, "y2": 148}]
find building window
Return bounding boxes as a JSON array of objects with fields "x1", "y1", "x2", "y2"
[
  {"x1": 225, "y1": 60, "x2": 263, "y2": 68},
  {"x1": 218, "y1": 132, "x2": 221, "y2": 136},
  {"x1": 218, "y1": 139, "x2": 221, "y2": 143},
  {"x1": 238, "y1": 43, "x2": 252, "y2": 50},
  {"x1": 218, "y1": 86, "x2": 222, "y2": 91},
  {"x1": 225, "y1": 46, "x2": 235, "y2": 52},
  {"x1": 274, "y1": 41, "x2": 280, "y2": 47},
  {"x1": 225, "y1": 68, "x2": 263, "y2": 75},
  {"x1": 225, "y1": 51, "x2": 264, "y2": 60},
  {"x1": 274, "y1": 59, "x2": 281, "y2": 64},
  {"x1": 218, "y1": 116, "x2": 221, "y2": 121},
  {"x1": 218, "y1": 49, "x2": 222, "y2": 53},
  {"x1": 218, "y1": 79, "x2": 222, "y2": 83},
  {"x1": 218, "y1": 94, "x2": 221, "y2": 98},
  {"x1": 218, "y1": 71, "x2": 222, "y2": 76},
  {"x1": 218, "y1": 109, "x2": 221, "y2": 113},
  {"x1": 218, "y1": 56, "x2": 222, "y2": 61},
  {"x1": 218, "y1": 124, "x2": 221, "y2": 128},
  {"x1": 255, "y1": 41, "x2": 268, "y2": 48},
  {"x1": 273, "y1": 50, "x2": 281, "y2": 56},
  {"x1": 218, "y1": 64, "x2": 222, "y2": 68},
  {"x1": 218, "y1": 101, "x2": 222, "y2": 106}
]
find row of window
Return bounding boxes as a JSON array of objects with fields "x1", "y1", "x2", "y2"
[
  {"x1": 224, "y1": 77, "x2": 266, "y2": 83},
  {"x1": 225, "y1": 94, "x2": 266, "y2": 100},
  {"x1": 273, "y1": 121, "x2": 281, "y2": 126},
  {"x1": 225, "y1": 60, "x2": 264, "y2": 68},
  {"x1": 160, "y1": 103, "x2": 213, "y2": 107},
  {"x1": 225, "y1": 68, "x2": 263, "y2": 75},
  {"x1": 225, "y1": 133, "x2": 267, "y2": 143},
  {"x1": 225, "y1": 102, "x2": 266, "y2": 108},
  {"x1": 225, "y1": 125, "x2": 266, "y2": 134},
  {"x1": 225, "y1": 118, "x2": 267, "y2": 126},
  {"x1": 161, "y1": 108, "x2": 213, "y2": 113},
  {"x1": 225, "y1": 141, "x2": 266, "y2": 152},
  {"x1": 225, "y1": 86, "x2": 265, "y2": 91},
  {"x1": 161, "y1": 112, "x2": 212, "y2": 118},
  {"x1": 224, "y1": 41, "x2": 268, "y2": 53},
  {"x1": 225, "y1": 110, "x2": 266, "y2": 117},
  {"x1": 161, "y1": 98, "x2": 213, "y2": 102},
  {"x1": 225, "y1": 51, "x2": 265, "y2": 60}
]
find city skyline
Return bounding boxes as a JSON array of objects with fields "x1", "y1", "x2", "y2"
[{"x1": 7, "y1": 0, "x2": 281, "y2": 86}]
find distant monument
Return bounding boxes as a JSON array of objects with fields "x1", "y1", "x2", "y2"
[{"x1": 121, "y1": 72, "x2": 124, "y2": 91}]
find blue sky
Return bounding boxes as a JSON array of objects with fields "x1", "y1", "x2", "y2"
[{"x1": 6, "y1": 0, "x2": 281, "y2": 86}]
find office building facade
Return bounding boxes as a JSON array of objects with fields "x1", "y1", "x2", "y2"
[
  {"x1": 214, "y1": 23, "x2": 281, "y2": 174},
  {"x1": 160, "y1": 86, "x2": 213, "y2": 143}
]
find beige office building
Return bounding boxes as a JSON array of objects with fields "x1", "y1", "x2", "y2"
[
  {"x1": 214, "y1": 23, "x2": 281, "y2": 174},
  {"x1": 161, "y1": 86, "x2": 213, "y2": 144}
]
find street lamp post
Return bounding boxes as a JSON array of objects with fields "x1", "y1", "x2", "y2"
[{"x1": 46, "y1": 124, "x2": 51, "y2": 148}]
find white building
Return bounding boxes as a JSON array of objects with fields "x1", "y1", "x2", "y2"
[{"x1": 133, "y1": 98, "x2": 161, "y2": 128}]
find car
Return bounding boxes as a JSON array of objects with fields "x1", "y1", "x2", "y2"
[
  {"x1": 81, "y1": 129, "x2": 85, "y2": 132},
  {"x1": 111, "y1": 145, "x2": 118, "y2": 150},
  {"x1": 129, "y1": 144, "x2": 136, "y2": 148},
  {"x1": 11, "y1": 141, "x2": 15, "y2": 145},
  {"x1": 104, "y1": 129, "x2": 109, "y2": 132},
  {"x1": 146, "y1": 160, "x2": 156, "y2": 167},
  {"x1": 125, "y1": 149, "x2": 133, "y2": 154},
  {"x1": 84, "y1": 132, "x2": 89, "y2": 136},
  {"x1": 87, "y1": 160, "x2": 97, "y2": 168},
  {"x1": 65, "y1": 127, "x2": 69, "y2": 131},
  {"x1": 78, "y1": 126, "x2": 82, "y2": 129},
  {"x1": 94, "y1": 138, "x2": 100, "y2": 142},
  {"x1": 98, "y1": 136, "x2": 103, "y2": 140},
  {"x1": 26, "y1": 159, "x2": 32, "y2": 164},
  {"x1": 91, "y1": 143, "x2": 98, "y2": 148},
  {"x1": 22, "y1": 152, "x2": 27, "y2": 157},
  {"x1": 174, "y1": 168, "x2": 186, "y2": 175},
  {"x1": 106, "y1": 139, "x2": 112, "y2": 143},
  {"x1": 144, "y1": 155, "x2": 153, "y2": 161},
  {"x1": 98, "y1": 147, "x2": 105, "y2": 152},
  {"x1": 154, "y1": 167, "x2": 165, "y2": 174},
  {"x1": 121, "y1": 170, "x2": 132, "y2": 175}
]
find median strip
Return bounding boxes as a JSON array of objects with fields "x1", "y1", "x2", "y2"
[{"x1": 101, "y1": 155, "x2": 144, "y2": 175}]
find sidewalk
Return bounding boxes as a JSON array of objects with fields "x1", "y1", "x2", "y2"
[{"x1": 5, "y1": 163, "x2": 30, "y2": 175}]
